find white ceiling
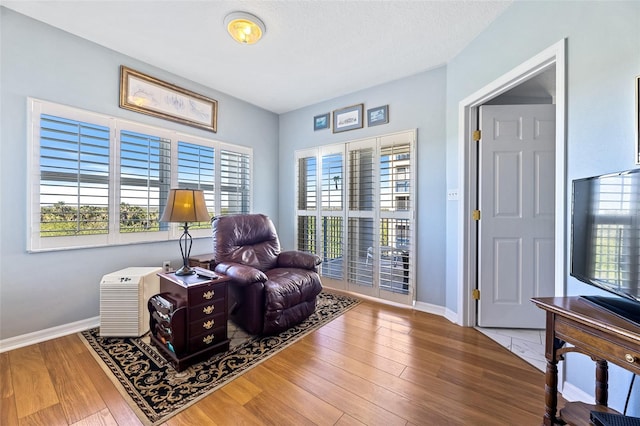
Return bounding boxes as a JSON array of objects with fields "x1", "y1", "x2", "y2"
[{"x1": 2, "y1": 0, "x2": 513, "y2": 114}]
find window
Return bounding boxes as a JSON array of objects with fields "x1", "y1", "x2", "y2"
[
  {"x1": 296, "y1": 156, "x2": 318, "y2": 254},
  {"x1": 119, "y1": 130, "x2": 171, "y2": 233},
  {"x1": 178, "y1": 141, "x2": 214, "y2": 230},
  {"x1": 220, "y1": 149, "x2": 251, "y2": 215},
  {"x1": 295, "y1": 130, "x2": 416, "y2": 305},
  {"x1": 28, "y1": 98, "x2": 252, "y2": 251},
  {"x1": 38, "y1": 114, "x2": 110, "y2": 238}
]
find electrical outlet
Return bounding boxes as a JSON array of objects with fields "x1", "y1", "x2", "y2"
[
  {"x1": 447, "y1": 190, "x2": 459, "y2": 200},
  {"x1": 162, "y1": 260, "x2": 171, "y2": 272}
]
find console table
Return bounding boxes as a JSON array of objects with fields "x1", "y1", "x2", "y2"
[
  {"x1": 531, "y1": 297, "x2": 640, "y2": 426},
  {"x1": 149, "y1": 272, "x2": 230, "y2": 371}
]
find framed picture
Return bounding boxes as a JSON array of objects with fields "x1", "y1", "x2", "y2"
[
  {"x1": 314, "y1": 113, "x2": 330, "y2": 131},
  {"x1": 119, "y1": 65, "x2": 218, "y2": 132},
  {"x1": 636, "y1": 75, "x2": 640, "y2": 164},
  {"x1": 333, "y1": 104, "x2": 364, "y2": 133},
  {"x1": 367, "y1": 105, "x2": 389, "y2": 127}
]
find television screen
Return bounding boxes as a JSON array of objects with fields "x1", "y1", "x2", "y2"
[{"x1": 571, "y1": 168, "x2": 640, "y2": 304}]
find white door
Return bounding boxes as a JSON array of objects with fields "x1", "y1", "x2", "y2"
[{"x1": 477, "y1": 104, "x2": 556, "y2": 328}]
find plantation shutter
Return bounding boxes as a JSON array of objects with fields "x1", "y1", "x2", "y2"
[
  {"x1": 178, "y1": 141, "x2": 215, "y2": 229},
  {"x1": 293, "y1": 130, "x2": 415, "y2": 305},
  {"x1": 379, "y1": 137, "x2": 413, "y2": 293},
  {"x1": 220, "y1": 149, "x2": 250, "y2": 215},
  {"x1": 119, "y1": 129, "x2": 171, "y2": 232},
  {"x1": 320, "y1": 151, "x2": 344, "y2": 279},
  {"x1": 296, "y1": 155, "x2": 317, "y2": 253},
  {"x1": 39, "y1": 114, "x2": 110, "y2": 237},
  {"x1": 347, "y1": 144, "x2": 376, "y2": 286}
]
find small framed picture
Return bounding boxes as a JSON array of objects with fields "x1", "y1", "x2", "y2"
[
  {"x1": 333, "y1": 104, "x2": 364, "y2": 133},
  {"x1": 314, "y1": 113, "x2": 330, "y2": 131},
  {"x1": 367, "y1": 105, "x2": 389, "y2": 127}
]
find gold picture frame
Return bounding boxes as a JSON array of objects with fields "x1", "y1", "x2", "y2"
[{"x1": 119, "y1": 66, "x2": 217, "y2": 133}]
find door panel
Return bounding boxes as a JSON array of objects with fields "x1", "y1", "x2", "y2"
[{"x1": 478, "y1": 104, "x2": 555, "y2": 328}]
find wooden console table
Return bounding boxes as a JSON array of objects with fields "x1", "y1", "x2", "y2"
[{"x1": 532, "y1": 297, "x2": 640, "y2": 426}]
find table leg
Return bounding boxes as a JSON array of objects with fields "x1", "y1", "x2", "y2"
[
  {"x1": 595, "y1": 359, "x2": 609, "y2": 407},
  {"x1": 543, "y1": 358, "x2": 559, "y2": 426}
]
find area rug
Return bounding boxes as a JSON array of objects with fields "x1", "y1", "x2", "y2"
[{"x1": 79, "y1": 291, "x2": 360, "y2": 425}]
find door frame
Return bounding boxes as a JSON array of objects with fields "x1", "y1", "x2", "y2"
[{"x1": 457, "y1": 39, "x2": 567, "y2": 327}]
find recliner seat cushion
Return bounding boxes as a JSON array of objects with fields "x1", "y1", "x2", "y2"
[{"x1": 262, "y1": 268, "x2": 322, "y2": 334}]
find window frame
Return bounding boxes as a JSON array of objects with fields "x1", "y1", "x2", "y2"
[
  {"x1": 294, "y1": 130, "x2": 417, "y2": 305},
  {"x1": 27, "y1": 98, "x2": 252, "y2": 252}
]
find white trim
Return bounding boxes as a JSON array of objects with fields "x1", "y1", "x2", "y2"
[
  {"x1": 413, "y1": 300, "x2": 448, "y2": 318},
  {"x1": 560, "y1": 381, "x2": 593, "y2": 404},
  {"x1": 457, "y1": 39, "x2": 567, "y2": 328},
  {"x1": 0, "y1": 316, "x2": 99, "y2": 353}
]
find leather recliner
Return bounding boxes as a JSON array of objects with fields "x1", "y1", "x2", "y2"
[{"x1": 211, "y1": 214, "x2": 323, "y2": 335}]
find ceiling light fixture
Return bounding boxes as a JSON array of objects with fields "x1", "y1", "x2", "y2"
[{"x1": 224, "y1": 11, "x2": 265, "y2": 45}]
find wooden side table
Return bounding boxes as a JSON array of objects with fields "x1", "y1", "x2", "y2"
[
  {"x1": 532, "y1": 297, "x2": 640, "y2": 426},
  {"x1": 149, "y1": 272, "x2": 230, "y2": 371}
]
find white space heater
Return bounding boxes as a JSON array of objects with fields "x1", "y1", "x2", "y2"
[{"x1": 99, "y1": 266, "x2": 162, "y2": 337}]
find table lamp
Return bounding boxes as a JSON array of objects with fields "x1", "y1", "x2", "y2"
[{"x1": 160, "y1": 189, "x2": 211, "y2": 275}]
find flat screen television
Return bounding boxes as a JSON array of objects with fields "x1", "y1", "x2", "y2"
[{"x1": 570, "y1": 168, "x2": 640, "y2": 326}]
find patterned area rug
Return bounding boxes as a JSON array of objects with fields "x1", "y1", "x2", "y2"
[{"x1": 80, "y1": 291, "x2": 360, "y2": 425}]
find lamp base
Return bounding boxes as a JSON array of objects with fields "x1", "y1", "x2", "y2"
[{"x1": 175, "y1": 265, "x2": 195, "y2": 276}]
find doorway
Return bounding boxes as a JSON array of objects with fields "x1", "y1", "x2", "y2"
[{"x1": 457, "y1": 40, "x2": 567, "y2": 328}]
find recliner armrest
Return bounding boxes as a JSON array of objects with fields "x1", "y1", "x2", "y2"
[
  {"x1": 277, "y1": 251, "x2": 322, "y2": 271},
  {"x1": 214, "y1": 262, "x2": 268, "y2": 284}
]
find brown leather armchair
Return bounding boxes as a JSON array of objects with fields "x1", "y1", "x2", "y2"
[{"x1": 211, "y1": 214, "x2": 323, "y2": 335}]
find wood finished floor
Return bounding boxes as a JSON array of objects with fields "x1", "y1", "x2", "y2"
[{"x1": 0, "y1": 299, "x2": 553, "y2": 425}]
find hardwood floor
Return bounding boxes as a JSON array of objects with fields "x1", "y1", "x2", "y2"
[{"x1": 0, "y1": 299, "x2": 552, "y2": 425}]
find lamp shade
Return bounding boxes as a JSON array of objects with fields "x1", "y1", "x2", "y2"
[
  {"x1": 160, "y1": 189, "x2": 210, "y2": 223},
  {"x1": 224, "y1": 12, "x2": 265, "y2": 45}
]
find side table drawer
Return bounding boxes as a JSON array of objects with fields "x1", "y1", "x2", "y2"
[
  {"x1": 556, "y1": 318, "x2": 640, "y2": 372},
  {"x1": 190, "y1": 311, "x2": 226, "y2": 336},
  {"x1": 189, "y1": 325, "x2": 228, "y2": 352},
  {"x1": 189, "y1": 298, "x2": 226, "y2": 321},
  {"x1": 188, "y1": 281, "x2": 227, "y2": 306}
]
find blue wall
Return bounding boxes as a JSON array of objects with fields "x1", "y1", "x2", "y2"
[
  {"x1": 278, "y1": 68, "x2": 447, "y2": 306},
  {"x1": 0, "y1": 8, "x2": 279, "y2": 339}
]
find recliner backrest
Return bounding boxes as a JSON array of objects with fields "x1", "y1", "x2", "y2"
[{"x1": 212, "y1": 214, "x2": 281, "y2": 271}]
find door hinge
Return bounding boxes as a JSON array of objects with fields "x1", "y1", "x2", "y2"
[
  {"x1": 472, "y1": 209, "x2": 481, "y2": 221},
  {"x1": 472, "y1": 289, "x2": 480, "y2": 300},
  {"x1": 473, "y1": 130, "x2": 481, "y2": 142}
]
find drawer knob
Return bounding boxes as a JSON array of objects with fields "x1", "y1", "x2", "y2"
[
  {"x1": 203, "y1": 334, "x2": 214, "y2": 345},
  {"x1": 203, "y1": 319, "x2": 215, "y2": 329},
  {"x1": 203, "y1": 305, "x2": 215, "y2": 315},
  {"x1": 625, "y1": 353, "x2": 637, "y2": 363},
  {"x1": 203, "y1": 290, "x2": 215, "y2": 300}
]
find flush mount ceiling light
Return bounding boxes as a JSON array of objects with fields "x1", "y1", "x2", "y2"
[{"x1": 224, "y1": 11, "x2": 266, "y2": 45}]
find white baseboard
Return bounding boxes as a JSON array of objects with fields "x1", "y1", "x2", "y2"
[
  {"x1": 560, "y1": 380, "x2": 593, "y2": 403},
  {"x1": 413, "y1": 300, "x2": 448, "y2": 317},
  {"x1": 0, "y1": 316, "x2": 99, "y2": 353}
]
